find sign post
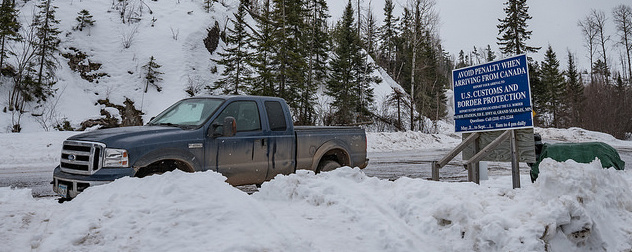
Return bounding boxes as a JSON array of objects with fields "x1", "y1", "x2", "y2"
[{"x1": 433, "y1": 54, "x2": 535, "y2": 189}]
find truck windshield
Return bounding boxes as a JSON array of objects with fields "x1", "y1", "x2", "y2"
[{"x1": 148, "y1": 98, "x2": 224, "y2": 128}]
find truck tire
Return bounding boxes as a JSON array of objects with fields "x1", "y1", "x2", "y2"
[{"x1": 317, "y1": 160, "x2": 341, "y2": 173}]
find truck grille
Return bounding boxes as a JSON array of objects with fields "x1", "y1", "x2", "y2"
[{"x1": 60, "y1": 140, "x2": 105, "y2": 175}]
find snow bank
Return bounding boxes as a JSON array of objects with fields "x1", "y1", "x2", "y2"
[
  {"x1": 367, "y1": 129, "x2": 461, "y2": 152},
  {"x1": 257, "y1": 160, "x2": 632, "y2": 251},
  {"x1": 536, "y1": 127, "x2": 626, "y2": 146},
  {"x1": 2, "y1": 158, "x2": 631, "y2": 251},
  {"x1": 31, "y1": 171, "x2": 309, "y2": 251},
  {"x1": 0, "y1": 187, "x2": 57, "y2": 250},
  {"x1": 534, "y1": 159, "x2": 632, "y2": 250}
]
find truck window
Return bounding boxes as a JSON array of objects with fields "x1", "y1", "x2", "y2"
[
  {"x1": 264, "y1": 101, "x2": 287, "y2": 131},
  {"x1": 149, "y1": 98, "x2": 223, "y2": 127},
  {"x1": 213, "y1": 101, "x2": 261, "y2": 132}
]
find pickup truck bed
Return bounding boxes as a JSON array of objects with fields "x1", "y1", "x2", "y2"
[{"x1": 295, "y1": 126, "x2": 368, "y2": 172}]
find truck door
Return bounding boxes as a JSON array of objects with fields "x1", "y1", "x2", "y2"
[
  {"x1": 263, "y1": 101, "x2": 296, "y2": 180},
  {"x1": 209, "y1": 100, "x2": 268, "y2": 185}
]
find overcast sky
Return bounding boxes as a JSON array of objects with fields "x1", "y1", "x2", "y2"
[{"x1": 329, "y1": 0, "x2": 630, "y2": 72}]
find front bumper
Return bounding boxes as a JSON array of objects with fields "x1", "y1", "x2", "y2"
[{"x1": 52, "y1": 165, "x2": 135, "y2": 198}]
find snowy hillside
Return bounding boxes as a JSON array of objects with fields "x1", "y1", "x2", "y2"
[
  {"x1": 0, "y1": 0, "x2": 401, "y2": 133},
  {"x1": 1, "y1": 0, "x2": 237, "y2": 132}
]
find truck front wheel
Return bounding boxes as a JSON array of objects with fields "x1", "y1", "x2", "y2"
[
  {"x1": 135, "y1": 160, "x2": 193, "y2": 178},
  {"x1": 317, "y1": 160, "x2": 341, "y2": 173}
]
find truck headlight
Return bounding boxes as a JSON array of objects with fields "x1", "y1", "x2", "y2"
[{"x1": 103, "y1": 148, "x2": 129, "y2": 167}]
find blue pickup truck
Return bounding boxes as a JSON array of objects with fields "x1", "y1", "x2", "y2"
[{"x1": 53, "y1": 95, "x2": 368, "y2": 199}]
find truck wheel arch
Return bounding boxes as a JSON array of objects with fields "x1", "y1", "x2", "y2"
[
  {"x1": 312, "y1": 141, "x2": 351, "y2": 173},
  {"x1": 133, "y1": 148, "x2": 200, "y2": 177}
]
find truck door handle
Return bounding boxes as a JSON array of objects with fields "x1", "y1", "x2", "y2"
[{"x1": 261, "y1": 138, "x2": 266, "y2": 146}]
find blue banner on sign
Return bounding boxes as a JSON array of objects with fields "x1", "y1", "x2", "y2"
[{"x1": 452, "y1": 54, "x2": 533, "y2": 133}]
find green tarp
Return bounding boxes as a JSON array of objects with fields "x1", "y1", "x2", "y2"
[{"x1": 530, "y1": 142, "x2": 625, "y2": 182}]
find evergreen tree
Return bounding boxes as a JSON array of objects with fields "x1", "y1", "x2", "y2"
[
  {"x1": 378, "y1": 0, "x2": 397, "y2": 75},
  {"x1": 528, "y1": 60, "x2": 546, "y2": 126},
  {"x1": 0, "y1": 0, "x2": 21, "y2": 71},
  {"x1": 592, "y1": 59, "x2": 609, "y2": 83},
  {"x1": 564, "y1": 50, "x2": 584, "y2": 126},
  {"x1": 247, "y1": 0, "x2": 276, "y2": 96},
  {"x1": 396, "y1": 5, "x2": 417, "y2": 130},
  {"x1": 614, "y1": 73, "x2": 628, "y2": 135},
  {"x1": 270, "y1": 0, "x2": 308, "y2": 114},
  {"x1": 392, "y1": 7, "x2": 411, "y2": 86},
  {"x1": 455, "y1": 50, "x2": 467, "y2": 68},
  {"x1": 142, "y1": 56, "x2": 163, "y2": 92},
  {"x1": 327, "y1": 1, "x2": 358, "y2": 125},
  {"x1": 496, "y1": 0, "x2": 539, "y2": 55},
  {"x1": 299, "y1": 0, "x2": 329, "y2": 125},
  {"x1": 213, "y1": 0, "x2": 252, "y2": 94},
  {"x1": 74, "y1": 9, "x2": 95, "y2": 32},
  {"x1": 327, "y1": 1, "x2": 376, "y2": 125},
  {"x1": 203, "y1": 0, "x2": 215, "y2": 13},
  {"x1": 362, "y1": 4, "x2": 378, "y2": 58},
  {"x1": 305, "y1": 0, "x2": 329, "y2": 87},
  {"x1": 540, "y1": 45, "x2": 565, "y2": 127},
  {"x1": 417, "y1": 31, "x2": 447, "y2": 123},
  {"x1": 485, "y1": 44, "x2": 496, "y2": 62},
  {"x1": 33, "y1": 0, "x2": 61, "y2": 88},
  {"x1": 247, "y1": 1, "x2": 278, "y2": 94}
]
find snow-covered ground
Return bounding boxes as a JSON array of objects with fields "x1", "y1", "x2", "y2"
[
  {"x1": 1, "y1": 128, "x2": 632, "y2": 251},
  {"x1": 1, "y1": 1, "x2": 632, "y2": 251}
]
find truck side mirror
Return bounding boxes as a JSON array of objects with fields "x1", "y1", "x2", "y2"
[
  {"x1": 210, "y1": 116, "x2": 237, "y2": 138},
  {"x1": 223, "y1": 116, "x2": 237, "y2": 137}
]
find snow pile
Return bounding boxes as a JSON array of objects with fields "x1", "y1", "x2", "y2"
[
  {"x1": 258, "y1": 160, "x2": 632, "y2": 251},
  {"x1": 534, "y1": 159, "x2": 632, "y2": 250},
  {"x1": 31, "y1": 171, "x2": 310, "y2": 251},
  {"x1": 0, "y1": 187, "x2": 58, "y2": 250},
  {"x1": 1, "y1": 158, "x2": 630, "y2": 251},
  {"x1": 536, "y1": 127, "x2": 624, "y2": 145}
]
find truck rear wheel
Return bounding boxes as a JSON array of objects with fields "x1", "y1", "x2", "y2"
[{"x1": 317, "y1": 160, "x2": 341, "y2": 173}]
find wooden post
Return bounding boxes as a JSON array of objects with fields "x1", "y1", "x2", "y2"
[
  {"x1": 467, "y1": 138, "x2": 480, "y2": 184},
  {"x1": 464, "y1": 130, "x2": 513, "y2": 184},
  {"x1": 510, "y1": 129, "x2": 521, "y2": 189},
  {"x1": 431, "y1": 161, "x2": 439, "y2": 181}
]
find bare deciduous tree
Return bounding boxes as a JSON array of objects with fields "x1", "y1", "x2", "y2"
[
  {"x1": 590, "y1": 9, "x2": 611, "y2": 84},
  {"x1": 578, "y1": 14, "x2": 599, "y2": 83},
  {"x1": 613, "y1": 4, "x2": 632, "y2": 81},
  {"x1": 8, "y1": 22, "x2": 38, "y2": 132}
]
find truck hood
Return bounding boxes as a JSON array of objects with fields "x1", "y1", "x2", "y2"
[{"x1": 68, "y1": 126, "x2": 198, "y2": 147}]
